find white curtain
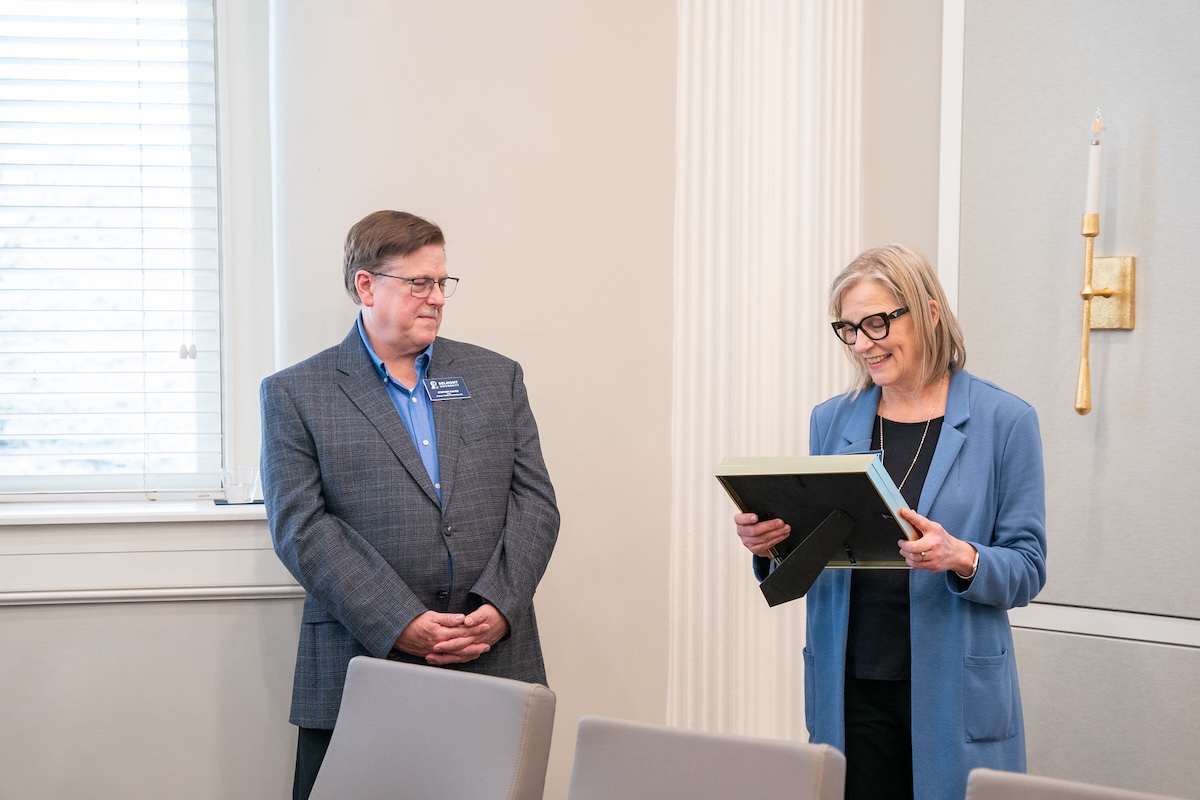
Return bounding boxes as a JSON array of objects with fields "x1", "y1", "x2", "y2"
[{"x1": 670, "y1": 0, "x2": 862, "y2": 738}]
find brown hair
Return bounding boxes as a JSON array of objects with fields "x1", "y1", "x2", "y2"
[
  {"x1": 342, "y1": 210, "x2": 446, "y2": 304},
  {"x1": 828, "y1": 244, "x2": 966, "y2": 393}
]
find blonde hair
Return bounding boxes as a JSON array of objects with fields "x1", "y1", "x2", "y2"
[{"x1": 829, "y1": 244, "x2": 965, "y2": 393}]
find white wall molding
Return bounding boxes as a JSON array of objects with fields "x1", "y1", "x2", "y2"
[
  {"x1": 0, "y1": 585, "x2": 304, "y2": 607},
  {"x1": 1012, "y1": 603, "x2": 1200, "y2": 649},
  {"x1": 215, "y1": 0, "x2": 275, "y2": 473},
  {"x1": 0, "y1": 502, "x2": 296, "y2": 607},
  {"x1": 671, "y1": 0, "x2": 862, "y2": 739},
  {"x1": 936, "y1": 0, "x2": 965, "y2": 311}
]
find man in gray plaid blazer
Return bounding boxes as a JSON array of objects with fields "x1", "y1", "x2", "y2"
[{"x1": 260, "y1": 210, "x2": 560, "y2": 800}]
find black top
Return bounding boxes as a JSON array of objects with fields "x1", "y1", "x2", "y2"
[{"x1": 845, "y1": 415, "x2": 944, "y2": 680}]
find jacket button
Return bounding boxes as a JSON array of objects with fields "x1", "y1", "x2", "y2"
[
  {"x1": 436, "y1": 590, "x2": 449, "y2": 600},
  {"x1": 442, "y1": 524, "x2": 452, "y2": 536}
]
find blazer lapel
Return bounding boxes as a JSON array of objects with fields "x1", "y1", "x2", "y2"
[
  {"x1": 837, "y1": 385, "x2": 883, "y2": 455},
  {"x1": 916, "y1": 370, "x2": 968, "y2": 515},
  {"x1": 335, "y1": 327, "x2": 441, "y2": 505},
  {"x1": 428, "y1": 339, "x2": 462, "y2": 508}
]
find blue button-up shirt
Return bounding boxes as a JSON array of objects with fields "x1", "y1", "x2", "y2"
[{"x1": 357, "y1": 316, "x2": 442, "y2": 499}]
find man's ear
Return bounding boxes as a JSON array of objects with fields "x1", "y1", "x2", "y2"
[{"x1": 354, "y1": 270, "x2": 375, "y2": 306}]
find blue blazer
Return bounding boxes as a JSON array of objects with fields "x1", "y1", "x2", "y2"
[
  {"x1": 261, "y1": 327, "x2": 560, "y2": 728},
  {"x1": 803, "y1": 369, "x2": 1046, "y2": 800}
]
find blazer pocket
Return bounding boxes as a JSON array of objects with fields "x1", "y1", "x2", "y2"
[
  {"x1": 459, "y1": 426, "x2": 514, "y2": 461},
  {"x1": 460, "y1": 425, "x2": 513, "y2": 444},
  {"x1": 962, "y1": 651, "x2": 1016, "y2": 742}
]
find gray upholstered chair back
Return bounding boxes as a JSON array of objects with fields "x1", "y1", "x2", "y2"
[
  {"x1": 309, "y1": 656, "x2": 556, "y2": 800},
  {"x1": 966, "y1": 768, "x2": 1186, "y2": 800},
  {"x1": 564, "y1": 715, "x2": 845, "y2": 800}
]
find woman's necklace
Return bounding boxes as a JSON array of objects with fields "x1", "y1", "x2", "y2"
[
  {"x1": 879, "y1": 376, "x2": 946, "y2": 492},
  {"x1": 879, "y1": 414, "x2": 930, "y2": 492}
]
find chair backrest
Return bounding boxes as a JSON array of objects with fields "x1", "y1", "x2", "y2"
[
  {"x1": 966, "y1": 768, "x2": 1186, "y2": 800},
  {"x1": 309, "y1": 656, "x2": 556, "y2": 800},
  {"x1": 564, "y1": 715, "x2": 845, "y2": 800}
]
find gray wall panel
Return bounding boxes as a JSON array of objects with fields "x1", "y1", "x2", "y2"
[
  {"x1": 959, "y1": 0, "x2": 1200, "y2": 619},
  {"x1": 1016, "y1": 628, "x2": 1200, "y2": 798}
]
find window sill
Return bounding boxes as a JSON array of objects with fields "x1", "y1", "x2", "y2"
[{"x1": 0, "y1": 499, "x2": 267, "y2": 527}]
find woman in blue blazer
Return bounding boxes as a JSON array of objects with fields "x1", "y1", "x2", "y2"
[{"x1": 735, "y1": 245, "x2": 1047, "y2": 800}]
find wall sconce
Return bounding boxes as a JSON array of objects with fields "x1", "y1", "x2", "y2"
[{"x1": 1074, "y1": 110, "x2": 1136, "y2": 415}]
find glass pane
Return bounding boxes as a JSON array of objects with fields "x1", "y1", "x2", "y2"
[{"x1": 0, "y1": 0, "x2": 222, "y2": 496}]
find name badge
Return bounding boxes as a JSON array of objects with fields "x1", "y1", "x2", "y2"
[{"x1": 423, "y1": 377, "x2": 471, "y2": 401}]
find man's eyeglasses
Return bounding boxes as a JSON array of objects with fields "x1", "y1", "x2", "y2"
[
  {"x1": 830, "y1": 307, "x2": 909, "y2": 345},
  {"x1": 369, "y1": 272, "x2": 460, "y2": 298}
]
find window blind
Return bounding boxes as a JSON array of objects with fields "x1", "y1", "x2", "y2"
[{"x1": 0, "y1": 0, "x2": 222, "y2": 495}]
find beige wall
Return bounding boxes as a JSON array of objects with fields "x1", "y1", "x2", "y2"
[
  {"x1": 862, "y1": 0, "x2": 943, "y2": 259},
  {"x1": 0, "y1": 2, "x2": 677, "y2": 799},
  {"x1": 270, "y1": 2, "x2": 678, "y2": 797}
]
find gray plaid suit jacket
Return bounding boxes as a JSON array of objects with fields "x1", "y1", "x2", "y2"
[{"x1": 260, "y1": 325, "x2": 560, "y2": 728}]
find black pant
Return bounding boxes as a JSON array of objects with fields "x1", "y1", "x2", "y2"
[
  {"x1": 293, "y1": 727, "x2": 333, "y2": 800},
  {"x1": 843, "y1": 676, "x2": 914, "y2": 800}
]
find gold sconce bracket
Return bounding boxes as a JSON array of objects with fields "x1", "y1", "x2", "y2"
[
  {"x1": 1075, "y1": 213, "x2": 1136, "y2": 415},
  {"x1": 1085, "y1": 256, "x2": 1135, "y2": 329}
]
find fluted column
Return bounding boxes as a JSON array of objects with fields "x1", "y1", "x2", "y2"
[{"x1": 670, "y1": 0, "x2": 862, "y2": 738}]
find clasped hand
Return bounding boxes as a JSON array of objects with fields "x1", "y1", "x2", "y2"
[{"x1": 394, "y1": 603, "x2": 510, "y2": 666}]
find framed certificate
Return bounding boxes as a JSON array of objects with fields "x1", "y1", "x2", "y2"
[{"x1": 717, "y1": 454, "x2": 919, "y2": 605}]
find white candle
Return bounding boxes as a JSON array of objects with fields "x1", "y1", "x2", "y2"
[{"x1": 1085, "y1": 109, "x2": 1103, "y2": 215}]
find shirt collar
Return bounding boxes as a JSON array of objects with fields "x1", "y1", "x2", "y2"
[{"x1": 356, "y1": 313, "x2": 434, "y2": 384}]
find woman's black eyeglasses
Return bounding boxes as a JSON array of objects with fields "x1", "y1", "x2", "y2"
[{"x1": 830, "y1": 307, "x2": 909, "y2": 345}]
